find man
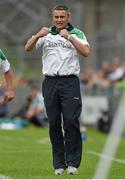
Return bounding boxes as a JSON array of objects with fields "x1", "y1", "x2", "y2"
[
  {"x1": 25, "y1": 5, "x2": 90, "y2": 175},
  {"x1": 0, "y1": 49, "x2": 14, "y2": 105}
]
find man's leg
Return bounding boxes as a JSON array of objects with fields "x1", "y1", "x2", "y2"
[
  {"x1": 60, "y1": 76, "x2": 82, "y2": 168},
  {"x1": 42, "y1": 77, "x2": 66, "y2": 169}
]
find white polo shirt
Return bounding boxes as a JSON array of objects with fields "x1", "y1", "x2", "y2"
[
  {"x1": 0, "y1": 49, "x2": 10, "y2": 73},
  {"x1": 36, "y1": 27, "x2": 89, "y2": 76}
]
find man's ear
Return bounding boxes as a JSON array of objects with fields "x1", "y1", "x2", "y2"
[{"x1": 68, "y1": 15, "x2": 71, "y2": 21}]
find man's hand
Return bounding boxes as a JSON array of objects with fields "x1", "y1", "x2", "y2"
[
  {"x1": 36, "y1": 27, "x2": 49, "y2": 38},
  {"x1": 60, "y1": 29, "x2": 90, "y2": 57},
  {"x1": 25, "y1": 27, "x2": 49, "y2": 51},
  {"x1": 4, "y1": 89, "x2": 15, "y2": 103},
  {"x1": 0, "y1": 89, "x2": 14, "y2": 106},
  {"x1": 59, "y1": 29, "x2": 70, "y2": 39}
]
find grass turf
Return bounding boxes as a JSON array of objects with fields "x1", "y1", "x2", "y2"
[{"x1": 0, "y1": 127, "x2": 125, "y2": 179}]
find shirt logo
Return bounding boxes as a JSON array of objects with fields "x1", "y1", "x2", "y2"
[
  {"x1": 45, "y1": 40, "x2": 73, "y2": 49},
  {"x1": 73, "y1": 97, "x2": 79, "y2": 100}
]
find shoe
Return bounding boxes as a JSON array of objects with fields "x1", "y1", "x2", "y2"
[
  {"x1": 55, "y1": 168, "x2": 65, "y2": 175},
  {"x1": 67, "y1": 166, "x2": 78, "y2": 175}
]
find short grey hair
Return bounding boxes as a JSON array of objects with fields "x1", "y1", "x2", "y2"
[{"x1": 52, "y1": 5, "x2": 70, "y2": 15}]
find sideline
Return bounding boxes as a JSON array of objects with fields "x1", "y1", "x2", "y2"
[{"x1": 93, "y1": 93, "x2": 125, "y2": 179}]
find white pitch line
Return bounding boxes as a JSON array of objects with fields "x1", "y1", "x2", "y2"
[
  {"x1": 93, "y1": 93, "x2": 125, "y2": 179},
  {"x1": 88, "y1": 151, "x2": 125, "y2": 164},
  {"x1": 36, "y1": 137, "x2": 50, "y2": 144},
  {"x1": 0, "y1": 174, "x2": 11, "y2": 179}
]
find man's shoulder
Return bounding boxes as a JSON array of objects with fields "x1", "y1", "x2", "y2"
[
  {"x1": 70, "y1": 27, "x2": 87, "y2": 40},
  {"x1": 0, "y1": 49, "x2": 7, "y2": 61}
]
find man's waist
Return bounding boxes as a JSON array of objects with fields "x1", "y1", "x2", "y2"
[{"x1": 45, "y1": 74, "x2": 77, "y2": 78}]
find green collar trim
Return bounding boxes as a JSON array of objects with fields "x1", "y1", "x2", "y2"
[{"x1": 49, "y1": 23, "x2": 74, "y2": 35}]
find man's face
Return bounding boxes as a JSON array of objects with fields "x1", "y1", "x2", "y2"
[{"x1": 52, "y1": 10, "x2": 70, "y2": 30}]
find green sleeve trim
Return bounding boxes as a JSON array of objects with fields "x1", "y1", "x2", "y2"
[
  {"x1": 0, "y1": 49, "x2": 7, "y2": 61},
  {"x1": 69, "y1": 28, "x2": 87, "y2": 40}
]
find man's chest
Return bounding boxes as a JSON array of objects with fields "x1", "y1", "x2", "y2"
[{"x1": 43, "y1": 35, "x2": 74, "y2": 50}]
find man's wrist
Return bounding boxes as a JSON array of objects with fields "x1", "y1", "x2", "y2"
[
  {"x1": 67, "y1": 34, "x2": 71, "y2": 40},
  {"x1": 67, "y1": 34, "x2": 73, "y2": 41},
  {"x1": 35, "y1": 34, "x2": 40, "y2": 39},
  {"x1": 32, "y1": 34, "x2": 41, "y2": 40}
]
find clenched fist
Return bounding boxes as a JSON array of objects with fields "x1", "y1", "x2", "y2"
[
  {"x1": 59, "y1": 29, "x2": 70, "y2": 39},
  {"x1": 4, "y1": 89, "x2": 15, "y2": 103}
]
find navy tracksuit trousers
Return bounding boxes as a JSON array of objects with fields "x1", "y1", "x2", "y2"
[{"x1": 42, "y1": 75, "x2": 82, "y2": 169}]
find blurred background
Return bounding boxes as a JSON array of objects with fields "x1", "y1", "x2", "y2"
[
  {"x1": 0, "y1": 1, "x2": 125, "y2": 179},
  {"x1": 0, "y1": 0, "x2": 125, "y2": 132}
]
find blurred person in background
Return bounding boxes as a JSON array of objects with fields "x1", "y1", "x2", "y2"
[
  {"x1": 12, "y1": 85, "x2": 47, "y2": 127},
  {"x1": 80, "y1": 69, "x2": 96, "y2": 90},
  {"x1": 25, "y1": 85, "x2": 47, "y2": 127},
  {"x1": 0, "y1": 49, "x2": 14, "y2": 106},
  {"x1": 108, "y1": 57, "x2": 125, "y2": 84},
  {"x1": 95, "y1": 61, "x2": 112, "y2": 88},
  {"x1": 25, "y1": 5, "x2": 90, "y2": 175}
]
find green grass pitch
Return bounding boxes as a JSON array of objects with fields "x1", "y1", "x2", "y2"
[{"x1": 0, "y1": 127, "x2": 125, "y2": 179}]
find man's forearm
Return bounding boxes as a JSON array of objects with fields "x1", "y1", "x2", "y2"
[
  {"x1": 68, "y1": 35, "x2": 90, "y2": 57},
  {"x1": 4, "y1": 69, "x2": 14, "y2": 91},
  {"x1": 25, "y1": 27, "x2": 49, "y2": 51},
  {"x1": 25, "y1": 35, "x2": 39, "y2": 51},
  {"x1": 4, "y1": 69, "x2": 14, "y2": 102}
]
